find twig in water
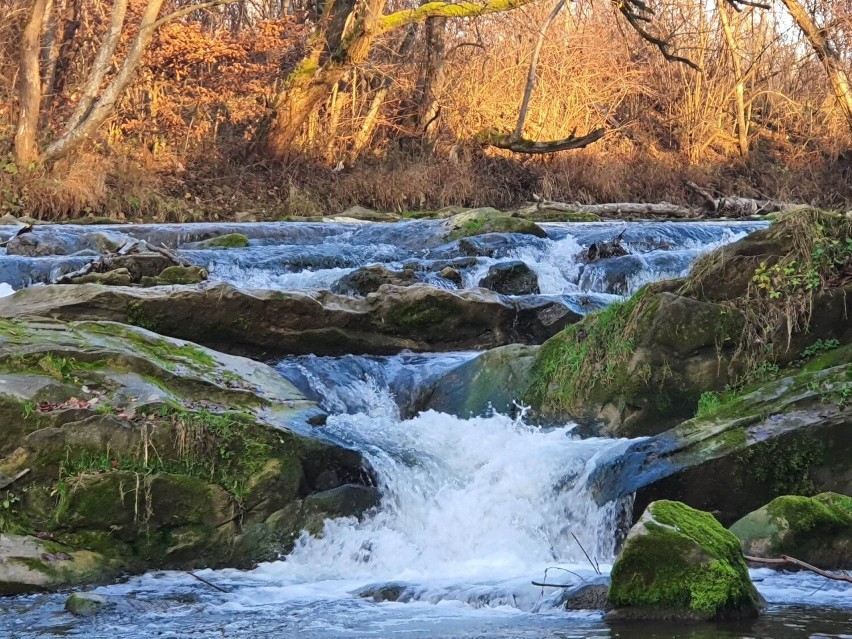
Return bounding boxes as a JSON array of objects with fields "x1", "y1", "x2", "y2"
[
  {"x1": 186, "y1": 570, "x2": 229, "y2": 593},
  {"x1": 571, "y1": 532, "x2": 601, "y2": 575},
  {"x1": 744, "y1": 555, "x2": 852, "y2": 583},
  {"x1": 532, "y1": 581, "x2": 578, "y2": 588}
]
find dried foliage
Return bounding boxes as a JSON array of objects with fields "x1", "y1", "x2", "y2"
[{"x1": 0, "y1": 0, "x2": 850, "y2": 219}]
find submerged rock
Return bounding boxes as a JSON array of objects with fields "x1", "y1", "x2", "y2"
[
  {"x1": 331, "y1": 265, "x2": 419, "y2": 295},
  {"x1": 355, "y1": 582, "x2": 413, "y2": 602},
  {"x1": 6, "y1": 229, "x2": 126, "y2": 256},
  {"x1": 0, "y1": 283, "x2": 581, "y2": 356},
  {"x1": 479, "y1": 261, "x2": 540, "y2": 295},
  {"x1": 608, "y1": 501, "x2": 762, "y2": 622},
  {"x1": 65, "y1": 592, "x2": 113, "y2": 617},
  {"x1": 730, "y1": 493, "x2": 852, "y2": 569},
  {"x1": 0, "y1": 319, "x2": 373, "y2": 592},
  {"x1": 556, "y1": 575, "x2": 611, "y2": 610}
]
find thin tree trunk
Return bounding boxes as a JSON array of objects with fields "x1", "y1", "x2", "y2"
[
  {"x1": 412, "y1": 14, "x2": 446, "y2": 143},
  {"x1": 717, "y1": 0, "x2": 748, "y2": 158},
  {"x1": 14, "y1": 0, "x2": 50, "y2": 166},
  {"x1": 779, "y1": 0, "x2": 852, "y2": 137},
  {"x1": 512, "y1": 0, "x2": 566, "y2": 141},
  {"x1": 65, "y1": 0, "x2": 129, "y2": 132}
]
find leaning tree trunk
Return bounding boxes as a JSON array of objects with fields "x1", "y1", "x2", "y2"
[
  {"x1": 780, "y1": 0, "x2": 852, "y2": 137},
  {"x1": 267, "y1": 0, "x2": 537, "y2": 158}
]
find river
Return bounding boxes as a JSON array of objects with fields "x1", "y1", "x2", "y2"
[{"x1": 0, "y1": 218, "x2": 849, "y2": 637}]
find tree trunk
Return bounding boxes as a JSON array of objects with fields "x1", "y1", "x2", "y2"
[
  {"x1": 717, "y1": 0, "x2": 749, "y2": 158},
  {"x1": 268, "y1": 0, "x2": 385, "y2": 157},
  {"x1": 413, "y1": 15, "x2": 446, "y2": 142},
  {"x1": 14, "y1": 0, "x2": 50, "y2": 166},
  {"x1": 780, "y1": 0, "x2": 852, "y2": 137}
]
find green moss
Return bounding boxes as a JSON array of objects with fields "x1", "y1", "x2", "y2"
[
  {"x1": 126, "y1": 301, "x2": 160, "y2": 332},
  {"x1": 448, "y1": 215, "x2": 546, "y2": 240},
  {"x1": 199, "y1": 233, "x2": 249, "y2": 249},
  {"x1": 736, "y1": 435, "x2": 825, "y2": 495},
  {"x1": 766, "y1": 493, "x2": 852, "y2": 531},
  {"x1": 525, "y1": 288, "x2": 652, "y2": 414},
  {"x1": 610, "y1": 501, "x2": 756, "y2": 617}
]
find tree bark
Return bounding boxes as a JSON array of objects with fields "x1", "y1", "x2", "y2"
[
  {"x1": 14, "y1": 0, "x2": 50, "y2": 166},
  {"x1": 779, "y1": 0, "x2": 852, "y2": 137},
  {"x1": 717, "y1": 0, "x2": 749, "y2": 158},
  {"x1": 267, "y1": 0, "x2": 538, "y2": 157}
]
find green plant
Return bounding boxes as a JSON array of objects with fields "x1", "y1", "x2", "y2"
[
  {"x1": 800, "y1": 339, "x2": 840, "y2": 361},
  {"x1": 22, "y1": 400, "x2": 37, "y2": 419},
  {"x1": 696, "y1": 391, "x2": 722, "y2": 418}
]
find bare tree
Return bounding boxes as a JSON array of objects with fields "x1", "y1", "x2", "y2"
[{"x1": 13, "y1": 0, "x2": 241, "y2": 166}]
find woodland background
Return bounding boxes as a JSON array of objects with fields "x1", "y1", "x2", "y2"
[{"x1": 1, "y1": 0, "x2": 852, "y2": 220}]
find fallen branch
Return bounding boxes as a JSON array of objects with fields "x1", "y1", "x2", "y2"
[
  {"x1": 482, "y1": 128, "x2": 605, "y2": 154},
  {"x1": 532, "y1": 581, "x2": 577, "y2": 588},
  {"x1": 515, "y1": 199, "x2": 696, "y2": 219},
  {"x1": 684, "y1": 181, "x2": 798, "y2": 217},
  {"x1": 572, "y1": 532, "x2": 602, "y2": 575},
  {"x1": 0, "y1": 468, "x2": 31, "y2": 490},
  {"x1": 745, "y1": 554, "x2": 852, "y2": 583},
  {"x1": 186, "y1": 570, "x2": 230, "y2": 592}
]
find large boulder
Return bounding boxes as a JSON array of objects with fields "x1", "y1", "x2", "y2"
[
  {"x1": 418, "y1": 344, "x2": 539, "y2": 417},
  {"x1": 0, "y1": 283, "x2": 581, "y2": 357},
  {"x1": 6, "y1": 229, "x2": 127, "y2": 256},
  {"x1": 591, "y1": 344, "x2": 852, "y2": 527},
  {"x1": 608, "y1": 501, "x2": 762, "y2": 622},
  {"x1": 0, "y1": 319, "x2": 372, "y2": 592},
  {"x1": 730, "y1": 493, "x2": 852, "y2": 569},
  {"x1": 525, "y1": 210, "x2": 852, "y2": 437},
  {"x1": 479, "y1": 261, "x2": 540, "y2": 295}
]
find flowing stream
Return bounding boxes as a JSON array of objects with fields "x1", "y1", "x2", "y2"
[{"x1": 1, "y1": 219, "x2": 851, "y2": 637}]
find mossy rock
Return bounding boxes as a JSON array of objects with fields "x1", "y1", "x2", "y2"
[
  {"x1": 65, "y1": 592, "x2": 113, "y2": 617},
  {"x1": 192, "y1": 233, "x2": 249, "y2": 249},
  {"x1": 71, "y1": 268, "x2": 133, "y2": 286},
  {"x1": 141, "y1": 265, "x2": 208, "y2": 286},
  {"x1": 608, "y1": 501, "x2": 762, "y2": 622},
  {"x1": 446, "y1": 209, "x2": 547, "y2": 240},
  {"x1": 0, "y1": 318, "x2": 374, "y2": 591},
  {"x1": 730, "y1": 492, "x2": 852, "y2": 569},
  {"x1": 519, "y1": 208, "x2": 601, "y2": 223}
]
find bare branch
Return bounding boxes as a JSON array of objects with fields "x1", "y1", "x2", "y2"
[
  {"x1": 745, "y1": 555, "x2": 852, "y2": 583},
  {"x1": 153, "y1": 0, "x2": 243, "y2": 30},
  {"x1": 482, "y1": 128, "x2": 606, "y2": 154},
  {"x1": 377, "y1": 0, "x2": 536, "y2": 35}
]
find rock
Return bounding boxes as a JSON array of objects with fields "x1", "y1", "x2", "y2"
[
  {"x1": 519, "y1": 209, "x2": 601, "y2": 223},
  {"x1": 446, "y1": 209, "x2": 547, "y2": 240},
  {"x1": 331, "y1": 206, "x2": 400, "y2": 222},
  {"x1": 479, "y1": 261, "x2": 540, "y2": 295},
  {"x1": 234, "y1": 212, "x2": 257, "y2": 223},
  {"x1": 0, "y1": 534, "x2": 113, "y2": 595},
  {"x1": 6, "y1": 229, "x2": 127, "y2": 256},
  {"x1": 607, "y1": 501, "x2": 762, "y2": 622},
  {"x1": 590, "y1": 344, "x2": 852, "y2": 527},
  {"x1": 0, "y1": 318, "x2": 372, "y2": 592},
  {"x1": 355, "y1": 582, "x2": 412, "y2": 602},
  {"x1": 141, "y1": 265, "x2": 208, "y2": 286},
  {"x1": 303, "y1": 484, "x2": 380, "y2": 519},
  {"x1": 65, "y1": 592, "x2": 112, "y2": 617},
  {"x1": 420, "y1": 344, "x2": 539, "y2": 417},
  {"x1": 331, "y1": 265, "x2": 419, "y2": 295},
  {"x1": 555, "y1": 575, "x2": 611, "y2": 610},
  {"x1": 184, "y1": 233, "x2": 249, "y2": 249},
  {"x1": 525, "y1": 210, "x2": 852, "y2": 437},
  {"x1": 71, "y1": 268, "x2": 133, "y2": 286},
  {"x1": 0, "y1": 283, "x2": 582, "y2": 357},
  {"x1": 730, "y1": 493, "x2": 852, "y2": 569},
  {"x1": 438, "y1": 267, "x2": 463, "y2": 286}
]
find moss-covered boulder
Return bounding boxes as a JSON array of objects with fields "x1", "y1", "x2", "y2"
[
  {"x1": 0, "y1": 319, "x2": 372, "y2": 593},
  {"x1": 0, "y1": 283, "x2": 581, "y2": 357},
  {"x1": 525, "y1": 210, "x2": 852, "y2": 437},
  {"x1": 591, "y1": 344, "x2": 852, "y2": 527},
  {"x1": 445, "y1": 209, "x2": 547, "y2": 240},
  {"x1": 185, "y1": 233, "x2": 250, "y2": 249},
  {"x1": 730, "y1": 493, "x2": 852, "y2": 569},
  {"x1": 65, "y1": 592, "x2": 113, "y2": 616},
  {"x1": 0, "y1": 534, "x2": 115, "y2": 595},
  {"x1": 608, "y1": 501, "x2": 762, "y2": 622},
  {"x1": 140, "y1": 265, "x2": 207, "y2": 286}
]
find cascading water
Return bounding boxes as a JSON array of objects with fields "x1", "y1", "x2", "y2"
[{"x1": 3, "y1": 218, "x2": 851, "y2": 638}]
